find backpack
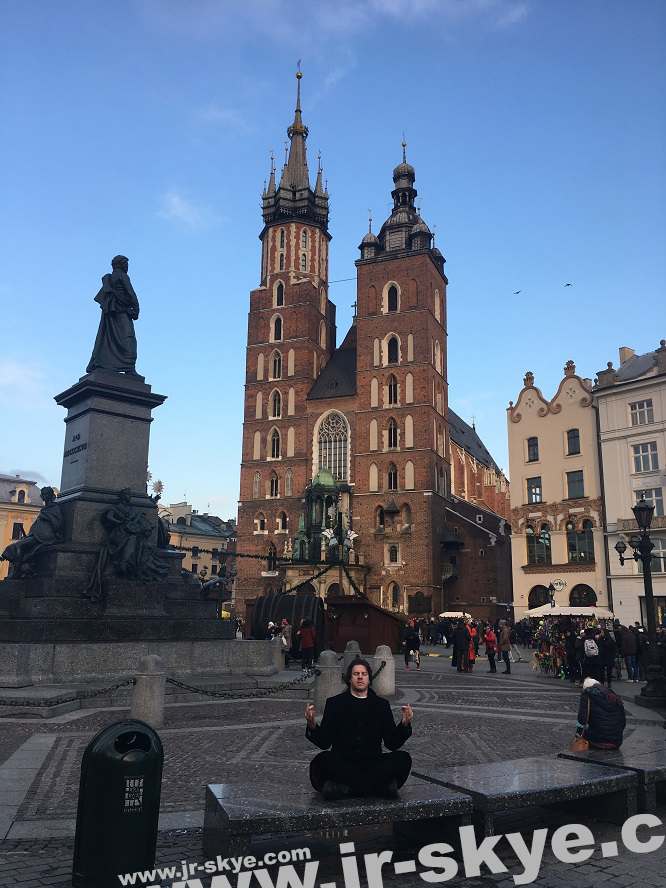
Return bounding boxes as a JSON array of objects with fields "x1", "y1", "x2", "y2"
[{"x1": 584, "y1": 638, "x2": 599, "y2": 658}]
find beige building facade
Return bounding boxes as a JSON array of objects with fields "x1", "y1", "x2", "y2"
[
  {"x1": 595, "y1": 342, "x2": 666, "y2": 626},
  {"x1": 507, "y1": 361, "x2": 608, "y2": 620}
]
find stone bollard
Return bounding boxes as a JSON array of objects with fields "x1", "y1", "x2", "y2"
[
  {"x1": 271, "y1": 635, "x2": 286, "y2": 671},
  {"x1": 343, "y1": 640, "x2": 362, "y2": 673},
  {"x1": 372, "y1": 645, "x2": 396, "y2": 698},
  {"x1": 131, "y1": 654, "x2": 166, "y2": 730},
  {"x1": 314, "y1": 650, "x2": 343, "y2": 714}
]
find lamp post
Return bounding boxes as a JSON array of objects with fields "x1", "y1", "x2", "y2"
[
  {"x1": 548, "y1": 582, "x2": 556, "y2": 608},
  {"x1": 614, "y1": 494, "x2": 666, "y2": 706}
]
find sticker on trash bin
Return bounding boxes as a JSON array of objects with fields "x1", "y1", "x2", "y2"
[{"x1": 123, "y1": 776, "x2": 144, "y2": 813}]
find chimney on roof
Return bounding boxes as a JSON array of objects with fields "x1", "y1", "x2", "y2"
[
  {"x1": 619, "y1": 347, "x2": 635, "y2": 365},
  {"x1": 657, "y1": 340, "x2": 666, "y2": 374}
]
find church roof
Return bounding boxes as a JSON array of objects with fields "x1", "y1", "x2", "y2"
[
  {"x1": 448, "y1": 409, "x2": 502, "y2": 476},
  {"x1": 307, "y1": 324, "x2": 357, "y2": 400}
]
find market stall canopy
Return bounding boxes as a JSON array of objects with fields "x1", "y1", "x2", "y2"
[
  {"x1": 439, "y1": 611, "x2": 473, "y2": 619},
  {"x1": 524, "y1": 605, "x2": 615, "y2": 619}
]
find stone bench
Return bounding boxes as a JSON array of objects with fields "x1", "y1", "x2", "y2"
[
  {"x1": 560, "y1": 744, "x2": 666, "y2": 814},
  {"x1": 414, "y1": 756, "x2": 638, "y2": 837},
  {"x1": 203, "y1": 779, "x2": 472, "y2": 857}
]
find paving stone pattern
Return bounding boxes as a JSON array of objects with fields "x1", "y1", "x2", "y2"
[{"x1": 0, "y1": 654, "x2": 664, "y2": 887}]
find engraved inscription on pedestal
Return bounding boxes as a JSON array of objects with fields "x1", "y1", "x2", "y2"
[{"x1": 60, "y1": 414, "x2": 91, "y2": 491}]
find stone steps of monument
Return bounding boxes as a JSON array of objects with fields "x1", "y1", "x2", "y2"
[
  {"x1": 0, "y1": 616, "x2": 237, "y2": 643},
  {"x1": 0, "y1": 672, "x2": 313, "y2": 718}
]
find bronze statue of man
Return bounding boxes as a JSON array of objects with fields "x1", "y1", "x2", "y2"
[
  {"x1": 86, "y1": 255, "x2": 140, "y2": 374},
  {"x1": 1, "y1": 487, "x2": 63, "y2": 578}
]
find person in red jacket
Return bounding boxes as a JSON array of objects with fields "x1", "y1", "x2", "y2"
[
  {"x1": 482, "y1": 623, "x2": 498, "y2": 673},
  {"x1": 298, "y1": 618, "x2": 316, "y2": 675}
]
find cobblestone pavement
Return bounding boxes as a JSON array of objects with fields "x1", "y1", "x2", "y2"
[{"x1": 0, "y1": 647, "x2": 664, "y2": 886}]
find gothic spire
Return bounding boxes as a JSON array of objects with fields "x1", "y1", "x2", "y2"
[
  {"x1": 279, "y1": 70, "x2": 310, "y2": 190},
  {"x1": 267, "y1": 150, "x2": 276, "y2": 196},
  {"x1": 315, "y1": 151, "x2": 324, "y2": 195}
]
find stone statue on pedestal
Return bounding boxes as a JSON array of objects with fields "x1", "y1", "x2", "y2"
[
  {"x1": 83, "y1": 488, "x2": 169, "y2": 600},
  {"x1": 1, "y1": 487, "x2": 63, "y2": 578},
  {"x1": 86, "y1": 255, "x2": 140, "y2": 374}
]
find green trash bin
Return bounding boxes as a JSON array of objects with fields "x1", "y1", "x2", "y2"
[{"x1": 72, "y1": 719, "x2": 163, "y2": 888}]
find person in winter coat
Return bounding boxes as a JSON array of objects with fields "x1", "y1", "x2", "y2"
[
  {"x1": 482, "y1": 623, "x2": 498, "y2": 673},
  {"x1": 564, "y1": 629, "x2": 577, "y2": 682},
  {"x1": 280, "y1": 618, "x2": 293, "y2": 669},
  {"x1": 467, "y1": 623, "x2": 478, "y2": 672},
  {"x1": 305, "y1": 658, "x2": 413, "y2": 799},
  {"x1": 582, "y1": 628, "x2": 603, "y2": 683},
  {"x1": 598, "y1": 629, "x2": 617, "y2": 688},
  {"x1": 620, "y1": 625, "x2": 638, "y2": 681},
  {"x1": 498, "y1": 620, "x2": 511, "y2": 674},
  {"x1": 298, "y1": 618, "x2": 316, "y2": 674},
  {"x1": 401, "y1": 624, "x2": 421, "y2": 670},
  {"x1": 634, "y1": 626, "x2": 649, "y2": 681},
  {"x1": 575, "y1": 677, "x2": 626, "y2": 749},
  {"x1": 574, "y1": 631, "x2": 586, "y2": 686},
  {"x1": 453, "y1": 619, "x2": 471, "y2": 673},
  {"x1": 509, "y1": 624, "x2": 523, "y2": 662}
]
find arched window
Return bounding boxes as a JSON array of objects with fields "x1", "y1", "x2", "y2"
[
  {"x1": 406, "y1": 372, "x2": 413, "y2": 403},
  {"x1": 569, "y1": 585, "x2": 597, "y2": 607},
  {"x1": 176, "y1": 516, "x2": 186, "y2": 526},
  {"x1": 319, "y1": 320, "x2": 326, "y2": 349},
  {"x1": 405, "y1": 414, "x2": 414, "y2": 448},
  {"x1": 371, "y1": 377, "x2": 379, "y2": 407},
  {"x1": 285, "y1": 468, "x2": 293, "y2": 496},
  {"x1": 526, "y1": 523, "x2": 552, "y2": 565},
  {"x1": 528, "y1": 585, "x2": 550, "y2": 609},
  {"x1": 278, "y1": 512, "x2": 288, "y2": 531},
  {"x1": 391, "y1": 582, "x2": 400, "y2": 610},
  {"x1": 301, "y1": 229, "x2": 308, "y2": 248},
  {"x1": 387, "y1": 463, "x2": 398, "y2": 492},
  {"x1": 387, "y1": 336, "x2": 399, "y2": 364},
  {"x1": 402, "y1": 504, "x2": 411, "y2": 526},
  {"x1": 316, "y1": 412, "x2": 349, "y2": 481},
  {"x1": 566, "y1": 519, "x2": 595, "y2": 563},
  {"x1": 369, "y1": 463, "x2": 378, "y2": 492},
  {"x1": 279, "y1": 253, "x2": 284, "y2": 271},
  {"x1": 388, "y1": 418, "x2": 398, "y2": 449},
  {"x1": 389, "y1": 545, "x2": 399, "y2": 563},
  {"x1": 253, "y1": 471, "x2": 261, "y2": 498},
  {"x1": 301, "y1": 253, "x2": 307, "y2": 271},
  {"x1": 287, "y1": 426, "x2": 294, "y2": 456},
  {"x1": 269, "y1": 472, "x2": 279, "y2": 497},
  {"x1": 369, "y1": 418, "x2": 378, "y2": 451},
  {"x1": 253, "y1": 430, "x2": 261, "y2": 459},
  {"x1": 388, "y1": 374, "x2": 398, "y2": 405},
  {"x1": 255, "y1": 391, "x2": 262, "y2": 419},
  {"x1": 273, "y1": 316, "x2": 282, "y2": 341},
  {"x1": 388, "y1": 285, "x2": 398, "y2": 312},
  {"x1": 271, "y1": 429, "x2": 281, "y2": 459},
  {"x1": 567, "y1": 428, "x2": 581, "y2": 455},
  {"x1": 405, "y1": 460, "x2": 415, "y2": 490},
  {"x1": 257, "y1": 353, "x2": 264, "y2": 380},
  {"x1": 376, "y1": 506, "x2": 385, "y2": 528},
  {"x1": 287, "y1": 349, "x2": 295, "y2": 376},
  {"x1": 271, "y1": 390, "x2": 281, "y2": 418},
  {"x1": 276, "y1": 282, "x2": 284, "y2": 306},
  {"x1": 267, "y1": 543, "x2": 277, "y2": 571},
  {"x1": 288, "y1": 387, "x2": 295, "y2": 415},
  {"x1": 527, "y1": 437, "x2": 539, "y2": 462},
  {"x1": 279, "y1": 229, "x2": 285, "y2": 248},
  {"x1": 17, "y1": 490, "x2": 26, "y2": 503}
]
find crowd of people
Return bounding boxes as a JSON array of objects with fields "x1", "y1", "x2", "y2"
[
  {"x1": 259, "y1": 617, "x2": 317, "y2": 674},
  {"x1": 400, "y1": 616, "x2": 524, "y2": 674},
  {"x1": 527, "y1": 617, "x2": 666, "y2": 688}
]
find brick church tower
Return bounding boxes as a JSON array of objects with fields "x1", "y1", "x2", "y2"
[
  {"x1": 235, "y1": 77, "x2": 508, "y2": 625},
  {"x1": 235, "y1": 72, "x2": 335, "y2": 608}
]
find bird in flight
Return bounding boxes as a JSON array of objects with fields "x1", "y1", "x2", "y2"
[
  {"x1": 514, "y1": 290, "x2": 522, "y2": 295},
  {"x1": 564, "y1": 283, "x2": 572, "y2": 287}
]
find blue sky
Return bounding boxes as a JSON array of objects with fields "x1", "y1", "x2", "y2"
[{"x1": 1, "y1": 0, "x2": 664, "y2": 519}]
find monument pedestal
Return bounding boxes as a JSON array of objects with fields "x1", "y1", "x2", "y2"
[{"x1": 0, "y1": 368, "x2": 236, "y2": 688}]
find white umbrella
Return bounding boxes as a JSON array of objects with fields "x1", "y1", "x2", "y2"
[
  {"x1": 438, "y1": 611, "x2": 473, "y2": 619},
  {"x1": 524, "y1": 604, "x2": 614, "y2": 619}
]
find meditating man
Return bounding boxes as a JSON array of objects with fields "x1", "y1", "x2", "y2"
[{"x1": 305, "y1": 659, "x2": 413, "y2": 800}]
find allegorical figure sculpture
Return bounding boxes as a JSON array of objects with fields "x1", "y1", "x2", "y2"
[
  {"x1": 1, "y1": 487, "x2": 63, "y2": 578},
  {"x1": 83, "y1": 488, "x2": 169, "y2": 600},
  {"x1": 86, "y1": 255, "x2": 139, "y2": 374}
]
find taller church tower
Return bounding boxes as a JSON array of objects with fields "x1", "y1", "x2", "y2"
[{"x1": 236, "y1": 73, "x2": 335, "y2": 609}]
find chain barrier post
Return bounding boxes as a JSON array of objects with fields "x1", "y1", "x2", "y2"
[
  {"x1": 131, "y1": 655, "x2": 166, "y2": 730},
  {"x1": 372, "y1": 645, "x2": 395, "y2": 698},
  {"x1": 343, "y1": 640, "x2": 362, "y2": 673},
  {"x1": 313, "y1": 649, "x2": 343, "y2": 713}
]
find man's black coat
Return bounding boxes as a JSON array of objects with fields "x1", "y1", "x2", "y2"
[{"x1": 306, "y1": 688, "x2": 411, "y2": 762}]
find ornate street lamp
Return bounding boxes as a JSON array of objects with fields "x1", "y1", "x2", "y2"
[{"x1": 614, "y1": 493, "x2": 665, "y2": 706}]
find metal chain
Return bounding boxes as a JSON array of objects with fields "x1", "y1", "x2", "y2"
[
  {"x1": 0, "y1": 677, "x2": 135, "y2": 709},
  {"x1": 165, "y1": 671, "x2": 311, "y2": 699}
]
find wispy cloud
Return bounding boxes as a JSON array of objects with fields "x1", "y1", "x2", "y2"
[
  {"x1": 142, "y1": 0, "x2": 530, "y2": 45},
  {"x1": 158, "y1": 190, "x2": 221, "y2": 229},
  {"x1": 198, "y1": 103, "x2": 258, "y2": 135},
  {"x1": 0, "y1": 360, "x2": 54, "y2": 412}
]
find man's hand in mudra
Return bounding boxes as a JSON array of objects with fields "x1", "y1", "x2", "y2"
[{"x1": 305, "y1": 703, "x2": 317, "y2": 730}]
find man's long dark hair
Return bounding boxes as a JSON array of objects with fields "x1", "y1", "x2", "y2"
[{"x1": 343, "y1": 657, "x2": 373, "y2": 687}]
